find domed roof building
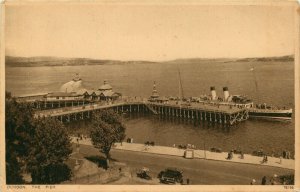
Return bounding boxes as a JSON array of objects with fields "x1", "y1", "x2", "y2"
[
  {"x1": 60, "y1": 73, "x2": 84, "y2": 93},
  {"x1": 50, "y1": 77, "x2": 121, "y2": 102},
  {"x1": 96, "y1": 80, "x2": 121, "y2": 101},
  {"x1": 150, "y1": 81, "x2": 159, "y2": 99}
]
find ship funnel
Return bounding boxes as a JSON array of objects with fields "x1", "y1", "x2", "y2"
[
  {"x1": 223, "y1": 87, "x2": 229, "y2": 101},
  {"x1": 210, "y1": 86, "x2": 217, "y2": 100}
]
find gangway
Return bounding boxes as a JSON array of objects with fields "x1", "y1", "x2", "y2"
[{"x1": 144, "y1": 103, "x2": 158, "y2": 115}]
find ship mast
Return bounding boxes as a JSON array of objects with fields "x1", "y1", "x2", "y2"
[
  {"x1": 177, "y1": 64, "x2": 184, "y2": 102},
  {"x1": 250, "y1": 64, "x2": 260, "y2": 104}
]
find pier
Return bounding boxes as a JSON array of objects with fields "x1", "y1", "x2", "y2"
[
  {"x1": 30, "y1": 99, "x2": 89, "y2": 110},
  {"x1": 34, "y1": 98, "x2": 249, "y2": 126}
]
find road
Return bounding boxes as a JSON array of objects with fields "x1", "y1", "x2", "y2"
[{"x1": 77, "y1": 144, "x2": 294, "y2": 185}]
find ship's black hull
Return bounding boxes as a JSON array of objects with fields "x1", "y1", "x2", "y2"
[{"x1": 249, "y1": 111, "x2": 292, "y2": 120}]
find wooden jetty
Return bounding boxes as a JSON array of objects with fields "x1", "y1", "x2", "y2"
[{"x1": 34, "y1": 99, "x2": 249, "y2": 126}]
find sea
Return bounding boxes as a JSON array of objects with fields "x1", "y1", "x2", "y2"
[{"x1": 5, "y1": 60, "x2": 295, "y2": 157}]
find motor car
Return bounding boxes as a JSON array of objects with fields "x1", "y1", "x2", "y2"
[
  {"x1": 158, "y1": 168, "x2": 183, "y2": 184},
  {"x1": 136, "y1": 167, "x2": 152, "y2": 180}
]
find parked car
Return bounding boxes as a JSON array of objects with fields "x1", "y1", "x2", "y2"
[
  {"x1": 158, "y1": 168, "x2": 183, "y2": 184},
  {"x1": 136, "y1": 167, "x2": 152, "y2": 180}
]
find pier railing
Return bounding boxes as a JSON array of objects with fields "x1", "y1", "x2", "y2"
[{"x1": 33, "y1": 97, "x2": 249, "y2": 126}]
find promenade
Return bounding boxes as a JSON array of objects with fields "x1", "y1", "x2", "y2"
[{"x1": 71, "y1": 137, "x2": 294, "y2": 170}]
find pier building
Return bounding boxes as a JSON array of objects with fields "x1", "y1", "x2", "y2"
[
  {"x1": 46, "y1": 92, "x2": 84, "y2": 101},
  {"x1": 16, "y1": 93, "x2": 48, "y2": 102},
  {"x1": 16, "y1": 75, "x2": 122, "y2": 109},
  {"x1": 60, "y1": 73, "x2": 83, "y2": 93},
  {"x1": 148, "y1": 81, "x2": 160, "y2": 101}
]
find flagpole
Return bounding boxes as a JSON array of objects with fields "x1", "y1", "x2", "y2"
[{"x1": 250, "y1": 65, "x2": 259, "y2": 104}]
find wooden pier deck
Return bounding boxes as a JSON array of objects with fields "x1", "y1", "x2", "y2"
[{"x1": 34, "y1": 98, "x2": 249, "y2": 125}]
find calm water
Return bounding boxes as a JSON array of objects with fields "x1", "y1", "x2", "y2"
[{"x1": 5, "y1": 61, "x2": 295, "y2": 156}]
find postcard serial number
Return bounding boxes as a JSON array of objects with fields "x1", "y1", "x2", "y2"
[{"x1": 283, "y1": 185, "x2": 294, "y2": 190}]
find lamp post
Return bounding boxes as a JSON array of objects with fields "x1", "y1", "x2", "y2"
[{"x1": 203, "y1": 138, "x2": 207, "y2": 159}]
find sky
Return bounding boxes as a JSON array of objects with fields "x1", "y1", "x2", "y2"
[{"x1": 5, "y1": 2, "x2": 297, "y2": 61}]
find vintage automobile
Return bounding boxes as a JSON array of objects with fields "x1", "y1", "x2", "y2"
[
  {"x1": 136, "y1": 167, "x2": 152, "y2": 180},
  {"x1": 158, "y1": 168, "x2": 183, "y2": 184}
]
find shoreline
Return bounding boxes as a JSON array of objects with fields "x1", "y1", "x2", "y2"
[{"x1": 71, "y1": 137, "x2": 295, "y2": 170}]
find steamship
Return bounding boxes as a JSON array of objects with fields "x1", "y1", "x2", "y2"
[{"x1": 208, "y1": 87, "x2": 293, "y2": 120}]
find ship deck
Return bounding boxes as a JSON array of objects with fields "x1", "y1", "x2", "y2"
[{"x1": 156, "y1": 100, "x2": 246, "y2": 114}]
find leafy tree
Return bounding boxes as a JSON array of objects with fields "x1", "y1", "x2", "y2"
[
  {"x1": 5, "y1": 151, "x2": 24, "y2": 184},
  {"x1": 5, "y1": 94, "x2": 35, "y2": 184},
  {"x1": 5, "y1": 92, "x2": 73, "y2": 184},
  {"x1": 27, "y1": 118, "x2": 72, "y2": 184},
  {"x1": 6, "y1": 91, "x2": 12, "y2": 99},
  {"x1": 90, "y1": 110, "x2": 126, "y2": 168}
]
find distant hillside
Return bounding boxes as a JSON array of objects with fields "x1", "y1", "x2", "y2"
[
  {"x1": 5, "y1": 55, "x2": 294, "y2": 67},
  {"x1": 167, "y1": 55, "x2": 294, "y2": 64},
  {"x1": 5, "y1": 56, "x2": 158, "y2": 67},
  {"x1": 235, "y1": 55, "x2": 294, "y2": 62},
  {"x1": 166, "y1": 58, "x2": 236, "y2": 64}
]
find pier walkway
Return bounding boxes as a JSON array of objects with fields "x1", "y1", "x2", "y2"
[
  {"x1": 72, "y1": 137, "x2": 294, "y2": 170},
  {"x1": 34, "y1": 97, "x2": 249, "y2": 125}
]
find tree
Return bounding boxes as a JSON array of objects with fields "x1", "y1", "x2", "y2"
[
  {"x1": 5, "y1": 92, "x2": 73, "y2": 184},
  {"x1": 90, "y1": 110, "x2": 126, "y2": 168},
  {"x1": 27, "y1": 118, "x2": 72, "y2": 184},
  {"x1": 5, "y1": 94, "x2": 35, "y2": 184},
  {"x1": 5, "y1": 151, "x2": 24, "y2": 184}
]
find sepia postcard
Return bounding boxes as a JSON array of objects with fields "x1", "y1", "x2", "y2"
[{"x1": 0, "y1": 0, "x2": 299, "y2": 191}]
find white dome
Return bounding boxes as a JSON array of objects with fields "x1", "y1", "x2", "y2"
[{"x1": 60, "y1": 80, "x2": 83, "y2": 93}]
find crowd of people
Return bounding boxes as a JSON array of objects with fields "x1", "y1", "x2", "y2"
[
  {"x1": 175, "y1": 144, "x2": 197, "y2": 149},
  {"x1": 225, "y1": 150, "x2": 244, "y2": 160}
]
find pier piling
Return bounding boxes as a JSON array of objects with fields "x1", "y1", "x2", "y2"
[{"x1": 34, "y1": 99, "x2": 248, "y2": 126}]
